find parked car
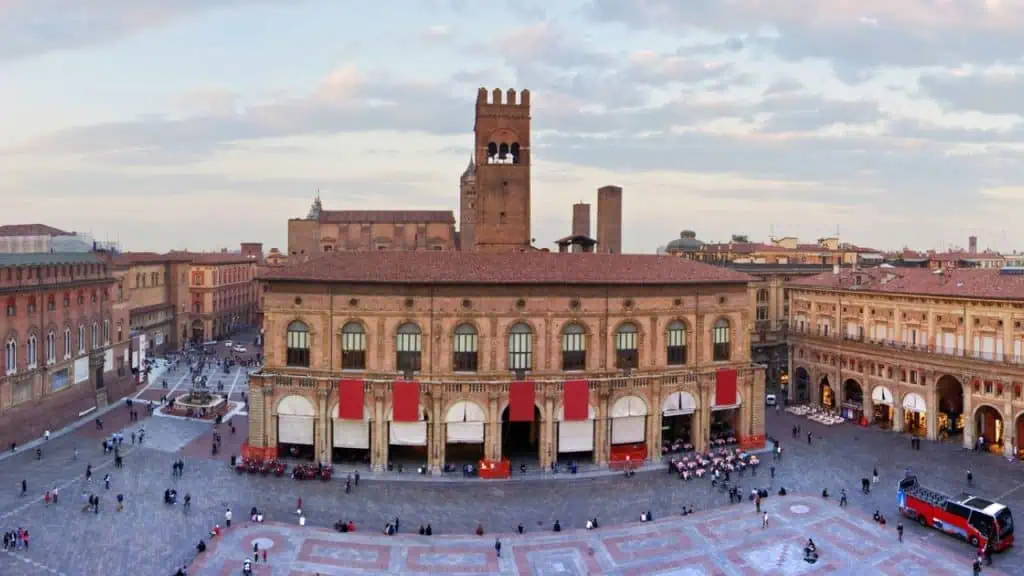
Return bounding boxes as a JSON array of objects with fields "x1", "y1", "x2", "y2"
[
  {"x1": 224, "y1": 341, "x2": 233, "y2": 348},
  {"x1": 233, "y1": 345, "x2": 247, "y2": 353},
  {"x1": 765, "y1": 394, "x2": 777, "y2": 406}
]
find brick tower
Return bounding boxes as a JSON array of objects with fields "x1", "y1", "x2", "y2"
[
  {"x1": 459, "y1": 156, "x2": 477, "y2": 250},
  {"x1": 473, "y1": 87, "x2": 532, "y2": 252},
  {"x1": 597, "y1": 185, "x2": 623, "y2": 254}
]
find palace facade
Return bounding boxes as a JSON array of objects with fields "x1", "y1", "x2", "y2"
[
  {"x1": 248, "y1": 251, "x2": 766, "y2": 472},
  {"x1": 788, "y1": 266, "x2": 1024, "y2": 457}
]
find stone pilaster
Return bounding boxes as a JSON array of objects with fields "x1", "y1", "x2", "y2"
[
  {"x1": 595, "y1": 387, "x2": 609, "y2": 466},
  {"x1": 750, "y1": 368, "x2": 766, "y2": 443},
  {"x1": 316, "y1": 388, "x2": 329, "y2": 463},
  {"x1": 648, "y1": 379, "x2": 663, "y2": 460},
  {"x1": 926, "y1": 386, "x2": 938, "y2": 441},
  {"x1": 263, "y1": 384, "x2": 275, "y2": 449},
  {"x1": 893, "y1": 396, "x2": 905, "y2": 433},
  {"x1": 962, "y1": 374, "x2": 974, "y2": 450},
  {"x1": 540, "y1": 391, "x2": 554, "y2": 470},
  {"x1": 249, "y1": 382, "x2": 266, "y2": 448},
  {"x1": 372, "y1": 387, "x2": 387, "y2": 472},
  {"x1": 487, "y1": 391, "x2": 500, "y2": 461},
  {"x1": 862, "y1": 383, "x2": 874, "y2": 424}
]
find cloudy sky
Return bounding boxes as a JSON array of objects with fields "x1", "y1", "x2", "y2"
[{"x1": 3, "y1": 0, "x2": 1024, "y2": 254}]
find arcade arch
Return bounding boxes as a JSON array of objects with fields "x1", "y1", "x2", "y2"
[
  {"x1": 842, "y1": 378, "x2": 864, "y2": 421},
  {"x1": 936, "y1": 375, "x2": 965, "y2": 442},
  {"x1": 819, "y1": 376, "x2": 835, "y2": 409},
  {"x1": 974, "y1": 404, "x2": 1005, "y2": 453},
  {"x1": 276, "y1": 394, "x2": 316, "y2": 460},
  {"x1": 662, "y1": 390, "x2": 697, "y2": 453},
  {"x1": 871, "y1": 385, "x2": 894, "y2": 429},
  {"x1": 793, "y1": 366, "x2": 810, "y2": 403}
]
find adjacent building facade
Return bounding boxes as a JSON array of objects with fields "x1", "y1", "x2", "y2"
[
  {"x1": 788, "y1": 266, "x2": 1024, "y2": 457},
  {"x1": 112, "y1": 253, "x2": 193, "y2": 355},
  {"x1": 0, "y1": 252, "x2": 133, "y2": 446},
  {"x1": 175, "y1": 249, "x2": 261, "y2": 342},
  {"x1": 667, "y1": 231, "x2": 883, "y2": 266},
  {"x1": 247, "y1": 251, "x2": 766, "y2": 472}
]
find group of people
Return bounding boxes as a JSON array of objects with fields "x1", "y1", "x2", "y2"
[{"x1": 2, "y1": 528, "x2": 29, "y2": 550}]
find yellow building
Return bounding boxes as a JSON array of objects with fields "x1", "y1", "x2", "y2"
[{"x1": 788, "y1": 266, "x2": 1024, "y2": 457}]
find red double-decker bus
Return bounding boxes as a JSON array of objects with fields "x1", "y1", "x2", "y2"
[{"x1": 898, "y1": 475, "x2": 1013, "y2": 551}]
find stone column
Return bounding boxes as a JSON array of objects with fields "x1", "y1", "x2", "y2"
[
  {"x1": 925, "y1": 385, "x2": 938, "y2": 441},
  {"x1": 596, "y1": 387, "x2": 609, "y2": 466},
  {"x1": 430, "y1": 387, "x2": 444, "y2": 475},
  {"x1": 487, "y1": 392, "x2": 500, "y2": 461},
  {"x1": 372, "y1": 388, "x2": 387, "y2": 472},
  {"x1": 316, "y1": 388, "x2": 329, "y2": 463},
  {"x1": 962, "y1": 376, "x2": 974, "y2": 450},
  {"x1": 750, "y1": 368, "x2": 766, "y2": 444},
  {"x1": 648, "y1": 379, "x2": 663, "y2": 460},
  {"x1": 893, "y1": 391, "x2": 905, "y2": 433},
  {"x1": 249, "y1": 381, "x2": 266, "y2": 448},
  {"x1": 263, "y1": 385, "x2": 276, "y2": 450},
  {"x1": 698, "y1": 380, "x2": 712, "y2": 452},
  {"x1": 1004, "y1": 399, "x2": 1015, "y2": 458},
  {"x1": 862, "y1": 383, "x2": 874, "y2": 424},
  {"x1": 787, "y1": 347, "x2": 796, "y2": 403},
  {"x1": 541, "y1": 392, "x2": 555, "y2": 471}
]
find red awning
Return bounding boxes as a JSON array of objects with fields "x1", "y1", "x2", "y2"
[
  {"x1": 337, "y1": 379, "x2": 364, "y2": 419},
  {"x1": 715, "y1": 369, "x2": 738, "y2": 407},
  {"x1": 509, "y1": 381, "x2": 535, "y2": 422},
  {"x1": 392, "y1": 380, "x2": 419, "y2": 422},
  {"x1": 563, "y1": 380, "x2": 589, "y2": 421}
]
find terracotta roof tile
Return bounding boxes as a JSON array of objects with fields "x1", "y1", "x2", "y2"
[
  {"x1": 260, "y1": 251, "x2": 753, "y2": 286},
  {"x1": 113, "y1": 252, "x2": 192, "y2": 266},
  {"x1": 318, "y1": 210, "x2": 455, "y2": 225},
  {"x1": 167, "y1": 251, "x2": 257, "y2": 265},
  {"x1": 0, "y1": 224, "x2": 72, "y2": 237},
  {"x1": 790, "y1": 267, "x2": 1024, "y2": 300}
]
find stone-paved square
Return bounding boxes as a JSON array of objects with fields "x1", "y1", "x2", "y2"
[{"x1": 1, "y1": 405, "x2": 1021, "y2": 575}]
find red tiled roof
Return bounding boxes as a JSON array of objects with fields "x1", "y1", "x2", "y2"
[
  {"x1": 790, "y1": 267, "x2": 1024, "y2": 300},
  {"x1": 167, "y1": 251, "x2": 257, "y2": 265},
  {"x1": 0, "y1": 224, "x2": 72, "y2": 237},
  {"x1": 318, "y1": 210, "x2": 456, "y2": 225},
  {"x1": 113, "y1": 252, "x2": 192, "y2": 266},
  {"x1": 259, "y1": 251, "x2": 753, "y2": 286}
]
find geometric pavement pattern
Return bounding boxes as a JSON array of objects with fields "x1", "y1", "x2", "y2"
[{"x1": 187, "y1": 496, "x2": 1007, "y2": 575}]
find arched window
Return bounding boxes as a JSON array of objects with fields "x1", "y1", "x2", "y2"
[
  {"x1": 756, "y1": 288, "x2": 769, "y2": 322},
  {"x1": 5, "y1": 337, "x2": 16, "y2": 375},
  {"x1": 103, "y1": 320, "x2": 110, "y2": 345},
  {"x1": 615, "y1": 322, "x2": 639, "y2": 369},
  {"x1": 561, "y1": 323, "x2": 586, "y2": 371},
  {"x1": 341, "y1": 322, "x2": 366, "y2": 370},
  {"x1": 396, "y1": 323, "x2": 422, "y2": 372},
  {"x1": 508, "y1": 323, "x2": 533, "y2": 371},
  {"x1": 712, "y1": 318, "x2": 731, "y2": 362},
  {"x1": 91, "y1": 322, "x2": 99, "y2": 349},
  {"x1": 453, "y1": 324, "x2": 479, "y2": 372},
  {"x1": 46, "y1": 330, "x2": 56, "y2": 364},
  {"x1": 285, "y1": 321, "x2": 310, "y2": 367},
  {"x1": 666, "y1": 321, "x2": 687, "y2": 366},
  {"x1": 78, "y1": 325, "x2": 86, "y2": 353},
  {"x1": 64, "y1": 327, "x2": 72, "y2": 359},
  {"x1": 26, "y1": 334, "x2": 37, "y2": 369}
]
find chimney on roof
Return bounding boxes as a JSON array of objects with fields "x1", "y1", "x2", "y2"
[{"x1": 969, "y1": 235, "x2": 977, "y2": 255}]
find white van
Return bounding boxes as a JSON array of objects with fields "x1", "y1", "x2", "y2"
[{"x1": 765, "y1": 394, "x2": 777, "y2": 406}]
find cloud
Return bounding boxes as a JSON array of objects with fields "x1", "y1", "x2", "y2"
[
  {"x1": 584, "y1": 0, "x2": 1024, "y2": 73},
  {"x1": 919, "y1": 69, "x2": 1024, "y2": 115},
  {"x1": 0, "y1": 0, "x2": 300, "y2": 62}
]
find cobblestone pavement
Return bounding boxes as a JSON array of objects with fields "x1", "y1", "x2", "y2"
[
  {"x1": 186, "y1": 495, "x2": 1007, "y2": 575},
  {"x1": 2, "y1": 397, "x2": 1024, "y2": 575}
]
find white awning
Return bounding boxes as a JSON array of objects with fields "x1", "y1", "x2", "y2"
[
  {"x1": 662, "y1": 391, "x2": 697, "y2": 416},
  {"x1": 445, "y1": 401, "x2": 486, "y2": 423},
  {"x1": 277, "y1": 395, "x2": 315, "y2": 416},
  {"x1": 902, "y1": 392, "x2": 926, "y2": 413},
  {"x1": 871, "y1": 386, "x2": 894, "y2": 406},
  {"x1": 611, "y1": 395, "x2": 648, "y2": 418}
]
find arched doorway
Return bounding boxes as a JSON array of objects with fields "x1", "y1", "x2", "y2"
[
  {"x1": 794, "y1": 367, "x2": 810, "y2": 403},
  {"x1": 974, "y1": 405, "x2": 1004, "y2": 454},
  {"x1": 501, "y1": 404, "x2": 542, "y2": 468},
  {"x1": 191, "y1": 319, "x2": 204, "y2": 343},
  {"x1": 819, "y1": 377, "x2": 835, "y2": 410},
  {"x1": 871, "y1": 386, "x2": 894, "y2": 429},
  {"x1": 1017, "y1": 412, "x2": 1024, "y2": 459},
  {"x1": 387, "y1": 405, "x2": 429, "y2": 469},
  {"x1": 277, "y1": 395, "x2": 316, "y2": 460},
  {"x1": 330, "y1": 403, "x2": 371, "y2": 465},
  {"x1": 556, "y1": 404, "x2": 596, "y2": 465},
  {"x1": 610, "y1": 395, "x2": 648, "y2": 465},
  {"x1": 902, "y1": 392, "x2": 927, "y2": 437},
  {"x1": 936, "y1": 375, "x2": 964, "y2": 442},
  {"x1": 842, "y1": 379, "x2": 864, "y2": 421},
  {"x1": 711, "y1": 391, "x2": 742, "y2": 446},
  {"x1": 445, "y1": 400, "x2": 486, "y2": 466},
  {"x1": 662, "y1": 391, "x2": 697, "y2": 454}
]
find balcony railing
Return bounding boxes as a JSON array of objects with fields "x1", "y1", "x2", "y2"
[{"x1": 790, "y1": 326, "x2": 1024, "y2": 366}]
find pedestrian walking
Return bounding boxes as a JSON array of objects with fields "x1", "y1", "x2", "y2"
[
  {"x1": 116, "y1": 493, "x2": 124, "y2": 512},
  {"x1": 20, "y1": 479, "x2": 27, "y2": 496},
  {"x1": 897, "y1": 522, "x2": 903, "y2": 543},
  {"x1": 44, "y1": 430, "x2": 50, "y2": 441},
  {"x1": 354, "y1": 471, "x2": 360, "y2": 486},
  {"x1": 495, "y1": 538, "x2": 502, "y2": 558},
  {"x1": 756, "y1": 496, "x2": 761, "y2": 514},
  {"x1": 807, "y1": 432, "x2": 812, "y2": 445},
  {"x1": 225, "y1": 507, "x2": 232, "y2": 528},
  {"x1": 52, "y1": 486, "x2": 58, "y2": 504},
  {"x1": 762, "y1": 511, "x2": 769, "y2": 529},
  {"x1": 770, "y1": 465, "x2": 775, "y2": 479},
  {"x1": 840, "y1": 489, "x2": 848, "y2": 507},
  {"x1": 104, "y1": 473, "x2": 111, "y2": 490},
  {"x1": 967, "y1": 470, "x2": 974, "y2": 486},
  {"x1": 873, "y1": 468, "x2": 879, "y2": 484}
]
